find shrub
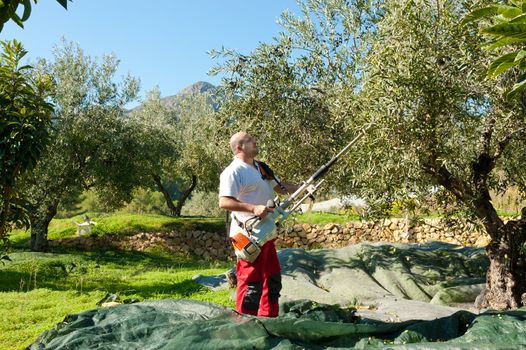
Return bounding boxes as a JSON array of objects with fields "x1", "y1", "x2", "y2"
[{"x1": 181, "y1": 191, "x2": 224, "y2": 217}]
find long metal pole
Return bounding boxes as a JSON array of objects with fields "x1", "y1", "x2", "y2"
[{"x1": 279, "y1": 126, "x2": 370, "y2": 210}]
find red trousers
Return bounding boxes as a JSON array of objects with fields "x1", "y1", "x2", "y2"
[{"x1": 236, "y1": 240, "x2": 282, "y2": 317}]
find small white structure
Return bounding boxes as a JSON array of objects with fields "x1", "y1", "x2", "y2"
[{"x1": 74, "y1": 216, "x2": 97, "y2": 236}]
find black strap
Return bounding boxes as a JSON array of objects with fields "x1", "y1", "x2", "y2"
[{"x1": 255, "y1": 160, "x2": 286, "y2": 192}]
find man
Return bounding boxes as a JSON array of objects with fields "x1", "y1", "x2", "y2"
[{"x1": 219, "y1": 131, "x2": 299, "y2": 317}]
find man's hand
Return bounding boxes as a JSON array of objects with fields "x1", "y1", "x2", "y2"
[
  {"x1": 219, "y1": 197, "x2": 276, "y2": 218},
  {"x1": 253, "y1": 204, "x2": 274, "y2": 219}
]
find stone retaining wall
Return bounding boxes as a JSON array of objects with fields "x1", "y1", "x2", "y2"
[
  {"x1": 274, "y1": 218, "x2": 491, "y2": 250},
  {"x1": 52, "y1": 218, "x2": 491, "y2": 261},
  {"x1": 51, "y1": 231, "x2": 234, "y2": 261}
]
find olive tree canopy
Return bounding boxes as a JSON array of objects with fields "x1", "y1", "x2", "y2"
[
  {"x1": 127, "y1": 87, "x2": 226, "y2": 216},
  {"x1": 25, "y1": 40, "x2": 140, "y2": 251}
]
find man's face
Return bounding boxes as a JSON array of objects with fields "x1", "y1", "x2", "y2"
[{"x1": 240, "y1": 133, "x2": 258, "y2": 158}]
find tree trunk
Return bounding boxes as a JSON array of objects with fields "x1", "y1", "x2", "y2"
[
  {"x1": 479, "y1": 212, "x2": 526, "y2": 309},
  {"x1": 0, "y1": 187, "x2": 12, "y2": 246},
  {"x1": 152, "y1": 174, "x2": 178, "y2": 216},
  {"x1": 429, "y1": 152, "x2": 526, "y2": 310},
  {"x1": 173, "y1": 175, "x2": 197, "y2": 217},
  {"x1": 29, "y1": 202, "x2": 58, "y2": 252}
]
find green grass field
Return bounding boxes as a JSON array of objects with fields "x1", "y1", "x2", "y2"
[
  {"x1": 9, "y1": 213, "x2": 224, "y2": 247},
  {"x1": 0, "y1": 248, "x2": 234, "y2": 350},
  {"x1": 1, "y1": 213, "x2": 233, "y2": 350},
  {"x1": 0, "y1": 211, "x2": 361, "y2": 349}
]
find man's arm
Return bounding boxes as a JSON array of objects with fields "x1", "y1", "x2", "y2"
[{"x1": 219, "y1": 196, "x2": 273, "y2": 218}]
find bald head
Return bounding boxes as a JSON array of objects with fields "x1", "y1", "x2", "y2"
[
  {"x1": 230, "y1": 131, "x2": 248, "y2": 154},
  {"x1": 229, "y1": 131, "x2": 258, "y2": 159}
]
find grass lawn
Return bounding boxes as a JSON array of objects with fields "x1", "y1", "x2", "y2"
[
  {"x1": 9, "y1": 213, "x2": 224, "y2": 248},
  {"x1": 0, "y1": 249, "x2": 234, "y2": 350},
  {"x1": 291, "y1": 211, "x2": 361, "y2": 225},
  {"x1": 1, "y1": 211, "x2": 364, "y2": 349}
]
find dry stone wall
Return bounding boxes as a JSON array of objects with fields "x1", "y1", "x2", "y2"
[
  {"x1": 275, "y1": 218, "x2": 491, "y2": 250},
  {"x1": 52, "y1": 218, "x2": 491, "y2": 261},
  {"x1": 51, "y1": 231, "x2": 235, "y2": 261}
]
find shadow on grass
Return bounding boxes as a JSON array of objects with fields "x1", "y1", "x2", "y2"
[
  {"x1": 158, "y1": 216, "x2": 225, "y2": 233},
  {"x1": 0, "y1": 270, "x2": 29, "y2": 292},
  {"x1": 0, "y1": 247, "x2": 229, "y2": 294}
]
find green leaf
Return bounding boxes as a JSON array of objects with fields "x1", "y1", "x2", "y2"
[
  {"x1": 20, "y1": 0, "x2": 32, "y2": 22},
  {"x1": 506, "y1": 78, "x2": 526, "y2": 99},
  {"x1": 487, "y1": 51, "x2": 520, "y2": 79},
  {"x1": 515, "y1": 49, "x2": 526, "y2": 62},
  {"x1": 483, "y1": 23, "x2": 526, "y2": 39},
  {"x1": 10, "y1": 12, "x2": 24, "y2": 28},
  {"x1": 461, "y1": 5, "x2": 523, "y2": 26},
  {"x1": 510, "y1": 13, "x2": 526, "y2": 23},
  {"x1": 56, "y1": 0, "x2": 69, "y2": 9},
  {"x1": 482, "y1": 36, "x2": 526, "y2": 50}
]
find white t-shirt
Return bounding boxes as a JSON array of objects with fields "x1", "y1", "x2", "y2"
[{"x1": 219, "y1": 157, "x2": 278, "y2": 237}]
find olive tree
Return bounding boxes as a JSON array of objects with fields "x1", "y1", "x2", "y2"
[
  {"x1": 351, "y1": 0, "x2": 526, "y2": 309},
  {"x1": 25, "y1": 41, "x2": 140, "y2": 251},
  {"x1": 126, "y1": 88, "x2": 180, "y2": 215},
  {"x1": 0, "y1": 39, "x2": 52, "y2": 252},
  {"x1": 172, "y1": 93, "x2": 226, "y2": 215},
  {"x1": 128, "y1": 88, "x2": 225, "y2": 216}
]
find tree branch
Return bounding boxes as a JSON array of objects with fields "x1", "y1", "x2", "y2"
[
  {"x1": 493, "y1": 127, "x2": 526, "y2": 161},
  {"x1": 471, "y1": 118, "x2": 497, "y2": 197},
  {"x1": 422, "y1": 162, "x2": 469, "y2": 201},
  {"x1": 481, "y1": 117, "x2": 495, "y2": 156}
]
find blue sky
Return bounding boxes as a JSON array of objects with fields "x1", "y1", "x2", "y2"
[{"x1": 2, "y1": 1, "x2": 300, "y2": 105}]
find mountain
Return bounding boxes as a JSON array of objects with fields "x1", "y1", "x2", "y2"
[
  {"x1": 158, "y1": 81, "x2": 217, "y2": 110},
  {"x1": 130, "y1": 81, "x2": 220, "y2": 113}
]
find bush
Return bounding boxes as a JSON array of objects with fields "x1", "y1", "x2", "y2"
[
  {"x1": 181, "y1": 191, "x2": 224, "y2": 217},
  {"x1": 119, "y1": 188, "x2": 168, "y2": 215}
]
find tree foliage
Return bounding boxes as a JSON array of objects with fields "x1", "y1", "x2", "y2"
[
  {"x1": 0, "y1": 39, "x2": 52, "y2": 251},
  {"x1": 126, "y1": 88, "x2": 180, "y2": 215},
  {"x1": 0, "y1": 0, "x2": 70, "y2": 32},
  {"x1": 360, "y1": 0, "x2": 526, "y2": 309},
  {"x1": 353, "y1": 0, "x2": 497, "y2": 212},
  {"x1": 210, "y1": 0, "x2": 382, "y2": 185},
  {"x1": 174, "y1": 93, "x2": 226, "y2": 192},
  {"x1": 24, "y1": 40, "x2": 140, "y2": 251},
  {"x1": 127, "y1": 88, "x2": 225, "y2": 216},
  {"x1": 462, "y1": 0, "x2": 526, "y2": 99},
  {"x1": 213, "y1": 0, "x2": 526, "y2": 309}
]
